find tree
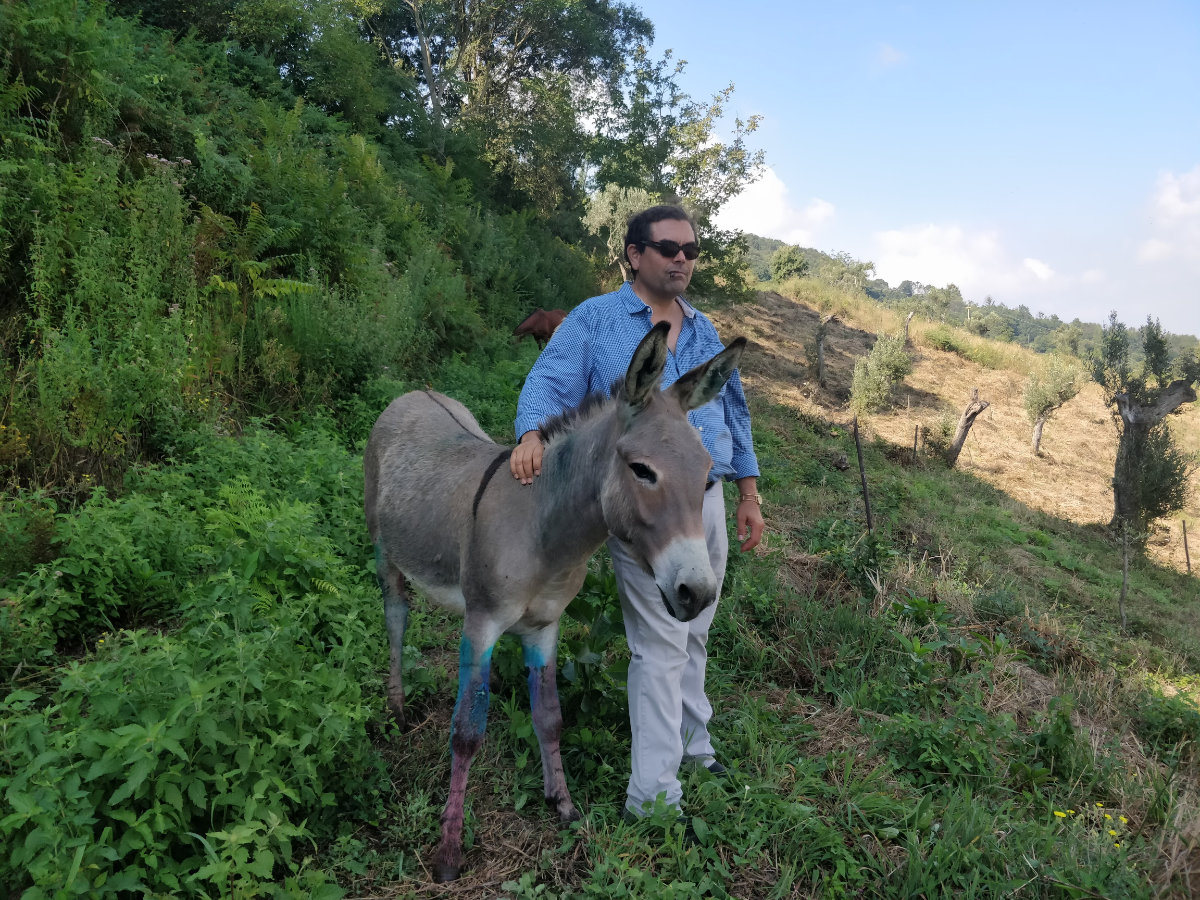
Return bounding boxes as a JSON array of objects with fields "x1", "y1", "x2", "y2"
[
  {"x1": 944, "y1": 388, "x2": 990, "y2": 468},
  {"x1": 817, "y1": 251, "x2": 875, "y2": 292},
  {"x1": 1023, "y1": 355, "x2": 1082, "y2": 455},
  {"x1": 850, "y1": 334, "x2": 912, "y2": 414},
  {"x1": 769, "y1": 245, "x2": 808, "y2": 282},
  {"x1": 365, "y1": 0, "x2": 653, "y2": 210},
  {"x1": 588, "y1": 45, "x2": 765, "y2": 298},
  {"x1": 583, "y1": 183, "x2": 656, "y2": 281},
  {"x1": 1092, "y1": 312, "x2": 1199, "y2": 533}
]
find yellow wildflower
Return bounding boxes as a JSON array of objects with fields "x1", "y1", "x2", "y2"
[{"x1": 1054, "y1": 811, "x2": 1067, "y2": 818}]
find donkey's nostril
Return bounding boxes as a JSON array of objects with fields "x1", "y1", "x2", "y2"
[{"x1": 673, "y1": 583, "x2": 697, "y2": 622}]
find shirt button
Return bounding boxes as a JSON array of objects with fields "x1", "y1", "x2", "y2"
[{"x1": 697, "y1": 426, "x2": 703, "y2": 431}]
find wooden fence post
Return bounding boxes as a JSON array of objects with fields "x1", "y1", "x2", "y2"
[
  {"x1": 1185, "y1": 520, "x2": 1191, "y2": 575},
  {"x1": 853, "y1": 416, "x2": 874, "y2": 537},
  {"x1": 1119, "y1": 521, "x2": 1129, "y2": 635}
]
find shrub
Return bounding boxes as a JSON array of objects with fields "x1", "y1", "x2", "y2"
[
  {"x1": 850, "y1": 334, "x2": 913, "y2": 414},
  {"x1": 0, "y1": 587, "x2": 382, "y2": 897}
]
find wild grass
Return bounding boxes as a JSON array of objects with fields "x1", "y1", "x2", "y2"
[{"x1": 3, "y1": 287, "x2": 1199, "y2": 897}]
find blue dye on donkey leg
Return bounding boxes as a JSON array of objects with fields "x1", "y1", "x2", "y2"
[
  {"x1": 433, "y1": 635, "x2": 495, "y2": 881},
  {"x1": 451, "y1": 636, "x2": 493, "y2": 743}
]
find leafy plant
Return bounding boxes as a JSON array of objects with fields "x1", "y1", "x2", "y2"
[{"x1": 850, "y1": 334, "x2": 913, "y2": 414}]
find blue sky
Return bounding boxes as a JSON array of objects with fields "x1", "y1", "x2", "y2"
[{"x1": 632, "y1": 0, "x2": 1200, "y2": 338}]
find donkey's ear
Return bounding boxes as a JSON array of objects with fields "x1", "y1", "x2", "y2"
[
  {"x1": 624, "y1": 322, "x2": 671, "y2": 409},
  {"x1": 668, "y1": 337, "x2": 747, "y2": 412}
]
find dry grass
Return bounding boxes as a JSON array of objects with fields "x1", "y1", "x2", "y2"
[{"x1": 711, "y1": 288, "x2": 1200, "y2": 575}]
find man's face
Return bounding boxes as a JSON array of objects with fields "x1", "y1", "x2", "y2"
[{"x1": 628, "y1": 218, "x2": 697, "y2": 300}]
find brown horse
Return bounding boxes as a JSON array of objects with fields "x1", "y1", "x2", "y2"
[
  {"x1": 363, "y1": 323, "x2": 746, "y2": 881},
  {"x1": 513, "y1": 308, "x2": 567, "y2": 348}
]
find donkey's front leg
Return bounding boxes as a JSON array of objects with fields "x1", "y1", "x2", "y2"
[
  {"x1": 522, "y1": 625, "x2": 579, "y2": 824},
  {"x1": 432, "y1": 631, "x2": 496, "y2": 883}
]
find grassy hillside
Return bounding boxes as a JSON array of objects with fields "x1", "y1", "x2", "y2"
[
  {"x1": 4, "y1": 278, "x2": 1199, "y2": 897},
  {"x1": 330, "y1": 287, "x2": 1200, "y2": 897},
  {"x1": 3, "y1": 2, "x2": 1199, "y2": 889}
]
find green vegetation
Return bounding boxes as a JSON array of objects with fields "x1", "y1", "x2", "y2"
[
  {"x1": 1093, "y1": 313, "x2": 1200, "y2": 532},
  {"x1": 1024, "y1": 354, "x2": 1084, "y2": 456},
  {"x1": 850, "y1": 334, "x2": 914, "y2": 414},
  {"x1": 3, "y1": 0, "x2": 1200, "y2": 897},
  {"x1": 769, "y1": 244, "x2": 809, "y2": 282}
]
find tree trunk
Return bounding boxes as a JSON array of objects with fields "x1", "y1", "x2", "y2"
[
  {"x1": 406, "y1": 0, "x2": 445, "y2": 156},
  {"x1": 1111, "y1": 418, "x2": 1149, "y2": 527},
  {"x1": 945, "y1": 388, "x2": 989, "y2": 467},
  {"x1": 815, "y1": 314, "x2": 836, "y2": 386},
  {"x1": 903, "y1": 310, "x2": 915, "y2": 344},
  {"x1": 1031, "y1": 414, "x2": 1047, "y2": 456}
]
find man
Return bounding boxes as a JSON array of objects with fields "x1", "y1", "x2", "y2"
[{"x1": 510, "y1": 204, "x2": 765, "y2": 820}]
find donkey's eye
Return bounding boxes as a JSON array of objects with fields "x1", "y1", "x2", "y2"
[{"x1": 629, "y1": 462, "x2": 657, "y2": 484}]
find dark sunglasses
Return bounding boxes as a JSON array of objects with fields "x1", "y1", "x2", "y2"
[{"x1": 641, "y1": 238, "x2": 701, "y2": 260}]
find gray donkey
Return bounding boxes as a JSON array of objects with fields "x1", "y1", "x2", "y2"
[{"x1": 364, "y1": 322, "x2": 746, "y2": 881}]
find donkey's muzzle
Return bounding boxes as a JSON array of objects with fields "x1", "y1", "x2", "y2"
[{"x1": 658, "y1": 582, "x2": 716, "y2": 623}]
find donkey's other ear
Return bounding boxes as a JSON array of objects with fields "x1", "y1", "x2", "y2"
[
  {"x1": 625, "y1": 322, "x2": 671, "y2": 409},
  {"x1": 669, "y1": 337, "x2": 747, "y2": 412}
]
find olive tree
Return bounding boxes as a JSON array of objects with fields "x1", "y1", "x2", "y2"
[
  {"x1": 1023, "y1": 354, "x2": 1082, "y2": 455},
  {"x1": 1092, "y1": 313, "x2": 1199, "y2": 534}
]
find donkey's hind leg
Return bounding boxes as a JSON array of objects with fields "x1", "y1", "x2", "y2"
[
  {"x1": 522, "y1": 624, "x2": 580, "y2": 824},
  {"x1": 374, "y1": 546, "x2": 410, "y2": 725}
]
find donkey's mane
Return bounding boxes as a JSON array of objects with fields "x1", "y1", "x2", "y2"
[{"x1": 537, "y1": 379, "x2": 626, "y2": 443}]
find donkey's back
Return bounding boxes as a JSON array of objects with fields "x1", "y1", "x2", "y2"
[{"x1": 364, "y1": 390, "x2": 506, "y2": 612}]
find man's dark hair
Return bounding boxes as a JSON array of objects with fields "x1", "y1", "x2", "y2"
[{"x1": 624, "y1": 205, "x2": 697, "y2": 275}]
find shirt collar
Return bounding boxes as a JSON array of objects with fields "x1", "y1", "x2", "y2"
[{"x1": 619, "y1": 281, "x2": 697, "y2": 319}]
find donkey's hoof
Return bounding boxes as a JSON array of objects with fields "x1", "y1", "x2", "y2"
[
  {"x1": 431, "y1": 845, "x2": 464, "y2": 883},
  {"x1": 547, "y1": 796, "x2": 581, "y2": 824}
]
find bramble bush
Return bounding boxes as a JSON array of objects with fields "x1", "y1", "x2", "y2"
[{"x1": 0, "y1": 425, "x2": 387, "y2": 897}]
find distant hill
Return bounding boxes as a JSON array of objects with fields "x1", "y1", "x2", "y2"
[{"x1": 740, "y1": 232, "x2": 1200, "y2": 360}]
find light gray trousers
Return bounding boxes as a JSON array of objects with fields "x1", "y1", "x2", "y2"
[{"x1": 609, "y1": 485, "x2": 729, "y2": 814}]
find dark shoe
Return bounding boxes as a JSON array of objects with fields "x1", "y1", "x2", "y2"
[{"x1": 684, "y1": 755, "x2": 728, "y2": 778}]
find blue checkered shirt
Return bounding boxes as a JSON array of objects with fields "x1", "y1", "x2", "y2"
[{"x1": 515, "y1": 282, "x2": 760, "y2": 482}]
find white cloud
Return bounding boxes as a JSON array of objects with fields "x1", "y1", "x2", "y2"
[
  {"x1": 872, "y1": 224, "x2": 1076, "y2": 303},
  {"x1": 1140, "y1": 165, "x2": 1200, "y2": 264},
  {"x1": 876, "y1": 43, "x2": 907, "y2": 67},
  {"x1": 1137, "y1": 238, "x2": 1174, "y2": 263},
  {"x1": 1023, "y1": 258, "x2": 1054, "y2": 280},
  {"x1": 872, "y1": 224, "x2": 1007, "y2": 291},
  {"x1": 715, "y1": 167, "x2": 835, "y2": 245},
  {"x1": 1155, "y1": 165, "x2": 1200, "y2": 219}
]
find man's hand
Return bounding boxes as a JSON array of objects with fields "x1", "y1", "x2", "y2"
[
  {"x1": 510, "y1": 430, "x2": 544, "y2": 485},
  {"x1": 734, "y1": 477, "x2": 764, "y2": 551},
  {"x1": 736, "y1": 499, "x2": 765, "y2": 552}
]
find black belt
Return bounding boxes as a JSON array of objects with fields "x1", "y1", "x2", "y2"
[{"x1": 705, "y1": 480, "x2": 719, "y2": 491}]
